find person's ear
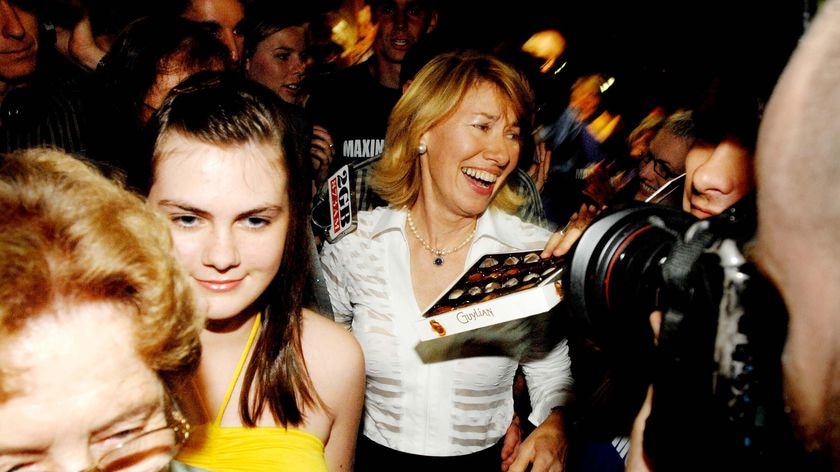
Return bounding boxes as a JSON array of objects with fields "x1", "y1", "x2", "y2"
[
  {"x1": 418, "y1": 131, "x2": 431, "y2": 155},
  {"x1": 426, "y1": 11, "x2": 438, "y2": 34},
  {"x1": 402, "y1": 79, "x2": 414, "y2": 94}
]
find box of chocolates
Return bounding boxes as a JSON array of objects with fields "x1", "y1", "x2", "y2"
[{"x1": 415, "y1": 249, "x2": 566, "y2": 341}]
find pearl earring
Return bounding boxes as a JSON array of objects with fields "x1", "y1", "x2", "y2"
[{"x1": 417, "y1": 142, "x2": 427, "y2": 155}]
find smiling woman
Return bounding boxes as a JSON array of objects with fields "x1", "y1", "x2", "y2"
[{"x1": 320, "y1": 50, "x2": 575, "y2": 470}]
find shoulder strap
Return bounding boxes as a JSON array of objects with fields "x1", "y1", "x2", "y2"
[{"x1": 213, "y1": 313, "x2": 262, "y2": 426}]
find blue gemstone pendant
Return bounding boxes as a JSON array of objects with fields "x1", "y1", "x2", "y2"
[{"x1": 434, "y1": 257, "x2": 444, "y2": 266}]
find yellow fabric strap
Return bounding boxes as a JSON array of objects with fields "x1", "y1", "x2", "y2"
[{"x1": 213, "y1": 312, "x2": 262, "y2": 426}]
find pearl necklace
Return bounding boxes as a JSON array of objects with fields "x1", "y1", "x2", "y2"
[{"x1": 405, "y1": 208, "x2": 476, "y2": 266}]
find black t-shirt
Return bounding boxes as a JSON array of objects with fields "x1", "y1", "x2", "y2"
[{"x1": 305, "y1": 61, "x2": 402, "y2": 171}]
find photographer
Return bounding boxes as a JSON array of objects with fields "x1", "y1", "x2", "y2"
[
  {"x1": 680, "y1": 77, "x2": 758, "y2": 220},
  {"x1": 560, "y1": 1, "x2": 840, "y2": 469},
  {"x1": 750, "y1": 0, "x2": 840, "y2": 468},
  {"x1": 624, "y1": 77, "x2": 764, "y2": 470},
  {"x1": 542, "y1": 71, "x2": 796, "y2": 471}
]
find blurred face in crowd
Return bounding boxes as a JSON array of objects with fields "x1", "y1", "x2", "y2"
[
  {"x1": 182, "y1": 0, "x2": 245, "y2": 64},
  {"x1": 141, "y1": 54, "x2": 228, "y2": 125},
  {"x1": 246, "y1": 26, "x2": 310, "y2": 106},
  {"x1": 682, "y1": 139, "x2": 754, "y2": 218},
  {"x1": 149, "y1": 134, "x2": 289, "y2": 322},
  {"x1": 0, "y1": 0, "x2": 38, "y2": 87},
  {"x1": 371, "y1": 0, "x2": 437, "y2": 64},
  {"x1": 628, "y1": 128, "x2": 656, "y2": 160},
  {"x1": 419, "y1": 81, "x2": 521, "y2": 217},
  {"x1": 0, "y1": 301, "x2": 174, "y2": 472},
  {"x1": 568, "y1": 77, "x2": 602, "y2": 122},
  {"x1": 634, "y1": 129, "x2": 690, "y2": 201}
]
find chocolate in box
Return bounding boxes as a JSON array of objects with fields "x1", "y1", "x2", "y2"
[{"x1": 415, "y1": 249, "x2": 566, "y2": 340}]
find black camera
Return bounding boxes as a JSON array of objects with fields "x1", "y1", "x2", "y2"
[{"x1": 564, "y1": 195, "x2": 799, "y2": 469}]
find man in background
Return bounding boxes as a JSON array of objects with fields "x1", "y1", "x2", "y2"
[
  {"x1": 177, "y1": 0, "x2": 245, "y2": 65},
  {"x1": 0, "y1": 0, "x2": 89, "y2": 154},
  {"x1": 306, "y1": 0, "x2": 438, "y2": 168}
]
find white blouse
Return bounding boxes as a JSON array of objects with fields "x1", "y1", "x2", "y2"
[{"x1": 320, "y1": 206, "x2": 574, "y2": 456}]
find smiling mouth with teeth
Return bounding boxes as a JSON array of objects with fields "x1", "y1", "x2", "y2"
[{"x1": 462, "y1": 167, "x2": 498, "y2": 188}]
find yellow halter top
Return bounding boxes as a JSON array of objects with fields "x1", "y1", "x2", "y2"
[{"x1": 177, "y1": 314, "x2": 328, "y2": 472}]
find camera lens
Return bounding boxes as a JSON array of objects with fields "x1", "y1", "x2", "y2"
[{"x1": 567, "y1": 203, "x2": 696, "y2": 352}]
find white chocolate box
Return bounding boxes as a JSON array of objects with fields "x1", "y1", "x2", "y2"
[{"x1": 415, "y1": 249, "x2": 566, "y2": 341}]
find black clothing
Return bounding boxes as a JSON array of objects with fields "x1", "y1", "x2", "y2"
[{"x1": 305, "y1": 61, "x2": 401, "y2": 170}]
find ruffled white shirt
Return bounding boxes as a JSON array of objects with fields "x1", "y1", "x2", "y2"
[{"x1": 320, "y1": 206, "x2": 574, "y2": 456}]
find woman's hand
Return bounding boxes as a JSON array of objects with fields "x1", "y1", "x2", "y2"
[
  {"x1": 310, "y1": 125, "x2": 335, "y2": 191},
  {"x1": 541, "y1": 203, "x2": 603, "y2": 258},
  {"x1": 54, "y1": 11, "x2": 107, "y2": 72},
  {"x1": 528, "y1": 142, "x2": 553, "y2": 193},
  {"x1": 625, "y1": 310, "x2": 662, "y2": 472},
  {"x1": 500, "y1": 413, "x2": 522, "y2": 471},
  {"x1": 505, "y1": 409, "x2": 567, "y2": 472}
]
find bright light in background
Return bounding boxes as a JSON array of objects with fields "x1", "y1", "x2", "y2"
[
  {"x1": 521, "y1": 29, "x2": 566, "y2": 73},
  {"x1": 328, "y1": 3, "x2": 375, "y2": 66},
  {"x1": 331, "y1": 19, "x2": 352, "y2": 48},
  {"x1": 600, "y1": 76, "x2": 615, "y2": 93}
]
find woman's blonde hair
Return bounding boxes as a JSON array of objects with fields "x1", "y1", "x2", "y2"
[
  {"x1": 0, "y1": 148, "x2": 203, "y2": 398},
  {"x1": 371, "y1": 50, "x2": 535, "y2": 213}
]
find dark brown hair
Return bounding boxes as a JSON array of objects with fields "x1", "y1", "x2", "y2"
[{"x1": 147, "y1": 71, "x2": 320, "y2": 426}]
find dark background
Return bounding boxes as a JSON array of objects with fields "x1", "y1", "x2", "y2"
[
  {"x1": 431, "y1": 0, "x2": 810, "y2": 125},
  {"x1": 70, "y1": 0, "x2": 811, "y2": 129}
]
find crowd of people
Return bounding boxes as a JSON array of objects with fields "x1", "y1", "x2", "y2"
[{"x1": 2, "y1": 0, "x2": 840, "y2": 470}]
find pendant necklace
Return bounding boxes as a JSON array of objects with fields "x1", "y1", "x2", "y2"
[{"x1": 405, "y1": 207, "x2": 476, "y2": 266}]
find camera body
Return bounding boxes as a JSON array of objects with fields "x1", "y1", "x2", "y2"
[{"x1": 565, "y1": 195, "x2": 797, "y2": 469}]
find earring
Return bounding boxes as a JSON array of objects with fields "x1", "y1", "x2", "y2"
[{"x1": 417, "y1": 142, "x2": 427, "y2": 155}]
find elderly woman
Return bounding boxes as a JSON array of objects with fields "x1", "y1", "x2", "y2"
[
  {"x1": 320, "y1": 50, "x2": 574, "y2": 471},
  {"x1": 0, "y1": 148, "x2": 205, "y2": 472}
]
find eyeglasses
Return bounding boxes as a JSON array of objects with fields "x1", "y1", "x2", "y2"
[
  {"x1": 641, "y1": 151, "x2": 680, "y2": 180},
  {"x1": 87, "y1": 406, "x2": 190, "y2": 472},
  {"x1": 20, "y1": 391, "x2": 191, "y2": 472},
  {"x1": 85, "y1": 392, "x2": 190, "y2": 472}
]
